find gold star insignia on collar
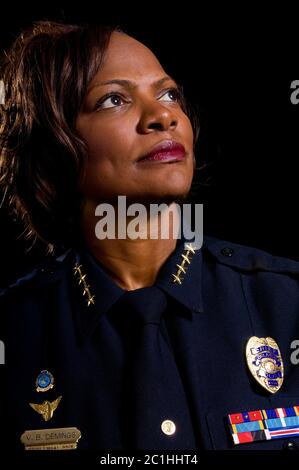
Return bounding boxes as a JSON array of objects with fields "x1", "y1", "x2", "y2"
[
  {"x1": 172, "y1": 243, "x2": 196, "y2": 285},
  {"x1": 73, "y1": 263, "x2": 95, "y2": 306}
]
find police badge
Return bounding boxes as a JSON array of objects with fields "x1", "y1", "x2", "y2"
[{"x1": 245, "y1": 337, "x2": 284, "y2": 393}]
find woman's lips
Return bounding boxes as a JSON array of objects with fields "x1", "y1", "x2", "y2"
[{"x1": 137, "y1": 141, "x2": 186, "y2": 164}]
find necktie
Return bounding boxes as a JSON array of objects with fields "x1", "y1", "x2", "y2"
[{"x1": 116, "y1": 286, "x2": 196, "y2": 449}]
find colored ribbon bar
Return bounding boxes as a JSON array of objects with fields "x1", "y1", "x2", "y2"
[{"x1": 228, "y1": 406, "x2": 299, "y2": 445}]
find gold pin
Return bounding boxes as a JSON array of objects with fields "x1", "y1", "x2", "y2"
[
  {"x1": 78, "y1": 274, "x2": 87, "y2": 284},
  {"x1": 74, "y1": 263, "x2": 95, "y2": 306},
  {"x1": 176, "y1": 263, "x2": 186, "y2": 274},
  {"x1": 29, "y1": 396, "x2": 62, "y2": 421},
  {"x1": 245, "y1": 336, "x2": 284, "y2": 393},
  {"x1": 181, "y1": 254, "x2": 191, "y2": 264},
  {"x1": 172, "y1": 244, "x2": 196, "y2": 284},
  {"x1": 172, "y1": 273, "x2": 182, "y2": 284},
  {"x1": 35, "y1": 370, "x2": 54, "y2": 392},
  {"x1": 185, "y1": 243, "x2": 195, "y2": 254}
]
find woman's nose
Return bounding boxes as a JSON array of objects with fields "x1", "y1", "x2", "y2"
[{"x1": 137, "y1": 102, "x2": 178, "y2": 134}]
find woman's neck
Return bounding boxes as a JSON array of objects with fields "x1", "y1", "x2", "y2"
[{"x1": 80, "y1": 200, "x2": 180, "y2": 290}]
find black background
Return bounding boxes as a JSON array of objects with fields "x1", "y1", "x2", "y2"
[{"x1": 0, "y1": 4, "x2": 299, "y2": 285}]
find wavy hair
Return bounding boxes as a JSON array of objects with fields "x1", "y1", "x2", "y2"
[{"x1": 0, "y1": 21, "x2": 115, "y2": 251}]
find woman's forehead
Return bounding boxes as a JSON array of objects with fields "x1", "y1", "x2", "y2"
[{"x1": 94, "y1": 31, "x2": 166, "y2": 82}]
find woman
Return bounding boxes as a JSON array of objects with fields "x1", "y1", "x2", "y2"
[{"x1": 1, "y1": 21, "x2": 299, "y2": 453}]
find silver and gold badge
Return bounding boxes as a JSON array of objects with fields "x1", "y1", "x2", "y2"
[{"x1": 246, "y1": 336, "x2": 284, "y2": 393}]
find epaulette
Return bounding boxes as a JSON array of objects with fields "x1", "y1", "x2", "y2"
[
  {"x1": 203, "y1": 236, "x2": 299, "y2": 275},
  {"x1": 0, "y1": 249, "x2": 74, "y2": 299}
]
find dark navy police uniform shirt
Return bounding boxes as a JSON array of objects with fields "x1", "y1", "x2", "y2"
[{"x1": 1, "y1": 236, "x2": 299, "y2": 451}]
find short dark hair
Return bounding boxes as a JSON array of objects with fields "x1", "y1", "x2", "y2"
[{"x1": 0, "y1": 21, "x2": 199, "y2": 252}]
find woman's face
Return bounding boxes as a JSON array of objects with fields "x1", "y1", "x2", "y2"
[{"x1": 76, "y1": 32, "x2": 195, "y2": 204}]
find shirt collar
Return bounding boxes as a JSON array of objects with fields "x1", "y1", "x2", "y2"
[
  {"x1": 155, "y1": 238, "x2": 203, "y2": 313},
  {"x1": 71, "y1": 249, "x2": 124, "y2": 342},
  {"x1": 72, "y1": 238, "x2": 203, "y2": 342}
]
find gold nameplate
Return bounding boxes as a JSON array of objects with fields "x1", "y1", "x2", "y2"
[
  {"x1": 20, "y1": 427, "x2": 81, "y2": 450},
  {"x1": 245, "y1": 336, "x2": 284, "y2": 393}
]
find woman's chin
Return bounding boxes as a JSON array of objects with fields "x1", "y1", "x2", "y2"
[{"x1": 124, "y1": 188, "x2": 191, "y2": 205}]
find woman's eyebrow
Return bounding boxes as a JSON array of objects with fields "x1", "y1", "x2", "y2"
[{"x1": 87, "y1": 76, "x2": 176, "y2": 94}]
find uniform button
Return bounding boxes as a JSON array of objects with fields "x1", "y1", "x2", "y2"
[
  {"x1": 283, "y1": 440, "x2": 297, "y2": 450},
  {"x1": 221, "y1": 247, "x2": 234, "y2": 257},
  {"x1": 161, "y1": 419, "x2": 176, "y2": 436}
]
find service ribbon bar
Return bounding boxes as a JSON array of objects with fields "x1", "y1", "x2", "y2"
[{"x1": 228, "y1": 406, "x2": 299, "y2": 445}]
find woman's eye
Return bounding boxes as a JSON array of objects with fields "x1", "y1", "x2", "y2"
[
  {"x1": 159, "y1": 88, "x2": 180, "y2": 103},
  {"x1": 96, "y1": 94, "x2": 125, "y2": 110}
]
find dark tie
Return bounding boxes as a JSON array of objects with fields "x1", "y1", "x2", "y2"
[{"x1": 117, "y1": 286, "x2": 196, "y2": 449}]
